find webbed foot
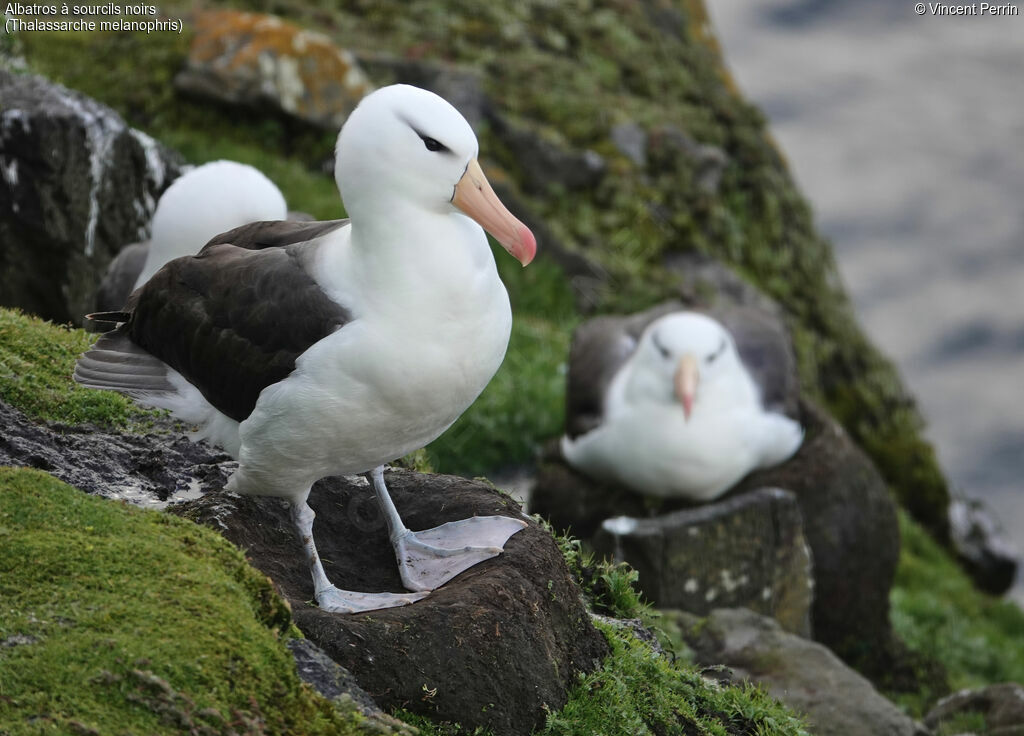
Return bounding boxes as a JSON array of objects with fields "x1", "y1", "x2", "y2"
[{"x1": 393, "y1": 515, "x2": 528, "y2": 592}]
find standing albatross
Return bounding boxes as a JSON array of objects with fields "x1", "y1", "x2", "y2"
[{"x1": 74, "y1": 85, "x2": 537, "y2": 613}]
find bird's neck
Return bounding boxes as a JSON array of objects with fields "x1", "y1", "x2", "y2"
[{"x1": 319, "y1": 200, "x2": 501, "y2": 322}]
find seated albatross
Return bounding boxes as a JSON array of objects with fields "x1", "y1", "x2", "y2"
[
  {"x1": 561, "y1": 311, "x2": 803, "y2": 501},
  {"x1": 74, "y1": 84, "x2": 536, "y2": 613}
]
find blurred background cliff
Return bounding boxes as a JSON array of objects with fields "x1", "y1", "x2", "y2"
[{"x1": 710, "y1": 0, "x2": 1024, "y2": 590}]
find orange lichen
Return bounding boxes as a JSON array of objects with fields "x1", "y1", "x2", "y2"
[{"x1": 185, "y1": 9, "x2": 373, "y2": 128}]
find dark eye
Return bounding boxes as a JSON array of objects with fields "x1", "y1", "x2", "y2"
[
  {"x1": 652, "y1": 333, "x2": 671, "y2": 360},
  {"x1": 705, "y1": 338, "x2": 727, "y2": 364},
  {"x1": 421, "y1": 135, "x2": 448, "y2": 153}
]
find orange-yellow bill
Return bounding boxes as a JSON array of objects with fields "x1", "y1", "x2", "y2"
[
  {"x1": 674, "y1": 354, "x2": 699, "y2": 420},
  {"x1": 452, "y1": 158, "x2": 536, "y2": 266}
]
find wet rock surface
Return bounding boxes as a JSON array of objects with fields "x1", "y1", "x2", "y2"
[
  {"x1": 593, "y1": 488, "x2": 813, "y2": 636},
  {"x1": 0, "y1": 70, "x2": 183, "y2": 324},
  {"x1": 172, "y1": 470, "x2": 609, "y2": 736},
  {"x1": 678, "y1": 608, "x2": 921, "y2": 736},
  {"x1": 0, "y1": 397, "x2": 231, "y2": 508}
]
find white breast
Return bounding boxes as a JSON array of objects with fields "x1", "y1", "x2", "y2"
[{"x1": 230, "y1": 222, "x2": 512, "y2": 498}]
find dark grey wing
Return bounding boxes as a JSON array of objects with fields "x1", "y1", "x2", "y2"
[
  {"x1": 711, "y1": 304, "x2": 800, "y2": 417},
  {"x1": 125, "y1": 239, "x2": 351, "y2": 422},
  {"x1": 203, "y1": 219, "x2": 349, "y2": 251}
]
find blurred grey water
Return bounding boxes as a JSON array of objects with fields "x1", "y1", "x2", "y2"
[{"x1": 707, "y1": 0, "x2": 1024, "y2": 591}]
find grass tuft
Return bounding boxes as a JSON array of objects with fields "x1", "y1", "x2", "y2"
[
  {"x1": 0, "y1": 308, "x2": 139, "y2": 427},
  {"x1": 888, "y1": 510, "x2": 1024, "y2": 715},
  {"x1": 540, "y1": 620, "x2": 810, "y2": 736}
]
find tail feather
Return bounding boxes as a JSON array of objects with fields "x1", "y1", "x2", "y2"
[{"x1": 73, "y1": 330, "x2": 175, "y2": 394}]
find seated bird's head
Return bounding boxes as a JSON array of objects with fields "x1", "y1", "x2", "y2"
[
  {"x1": 334, "y1": 84, "x2": 535, "y2": 266},
  {"x1": 625, "y1": 312, "x2": 743, "y2": 420}
]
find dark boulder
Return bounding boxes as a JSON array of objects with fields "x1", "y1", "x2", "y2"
[
  {"x1": 0, "y1": 70, "x2": 183, "y2": 325},
  {"x1": 731, "y1": 399, "x2": 900, "y2": 671},
  {"x1": 172, "y1": 470, "x2": 609, "y2": 736},
  {"x1": 593, "y1": 488, "x2": 813, "y2": 636},
  {"x1": 924, "y1": 682, "x2": 1024, "y2": 735},
  {"x1": 949, "y1": 495, "x2": 1019, "y2": 595}
]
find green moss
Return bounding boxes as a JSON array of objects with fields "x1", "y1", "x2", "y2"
[
  {"x1": 546, "y1": 522, "x2": 646, "y2": 620},
  {"x1": 0, "y1": 308, "x2": 139, "y2": 427},
  {"x1": 888, "y1": 510, "x2": 1024, "y2": 715},
  {"x1": 933, "y1": 711, "x2": 989, "y2": 736},
  {"x1": 0, "y1": 467, "x2": 388, "y2": 735},
  {"x1": 540, "y1": 621, "x2": 810, "y2": 736}
]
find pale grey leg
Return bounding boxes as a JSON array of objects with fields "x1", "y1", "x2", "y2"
[
  {"x1": 368, "y1": 466, "x2": 527, "y2": 592},
  {"x1": 289, "y1": 494, "x2": 428, "y2": 613}
]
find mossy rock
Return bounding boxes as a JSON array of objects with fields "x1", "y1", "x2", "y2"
[{"x1": 0, "y1": 466, "x2": 393, "y2": 735}]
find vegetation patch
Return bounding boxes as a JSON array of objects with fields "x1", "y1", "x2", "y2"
[
  {"x1": 541, "y1": 620, "x2": 809, "y2": 736},
  {"x1": 0, "y1": 467, "x2": 379, "y2": 735},
  {"x1": 889, "y1": 510, "x2": 1024, "y2": 715},
  {"x1": 0, "y1": 308, "x2": 139, "y2": 428}
]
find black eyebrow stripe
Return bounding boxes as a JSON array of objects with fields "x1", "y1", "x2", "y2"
[
  {"x1": 398, "y1": 114, "x2": 453, "y2": 153},
  {"x1": 652, "y1": 331, "x2": 671, "y2": 358},
  {"x1": 708, "y1": 338, "x2": 727, "y2": 362}
]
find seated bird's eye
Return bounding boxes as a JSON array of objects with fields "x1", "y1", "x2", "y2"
[
  {"x1": 421, "y1": 135, "x2": 448, "y2": 153},
  {"x1": 652, "y1": 333, "x2": 671, "y2": 360},
  {"x1": 706, "y1": 338, "x2": 727, "y2": 364}
]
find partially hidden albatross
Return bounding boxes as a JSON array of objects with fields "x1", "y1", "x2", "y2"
[
  {"x1": 561, "y1": 311, "x2": 803, "y2": 501},
  {"x1": 95, "y1": 160, "x2": 289, "y2": 313},
  {"x1": 74, "y1": 85, "x2": 537, "y2": 613}
]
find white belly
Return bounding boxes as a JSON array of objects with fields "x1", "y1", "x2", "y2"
[
  {"x1": 230, "y1": 290, "x2": 511, "y2": 499},
  {"x1": 564, "y1": 405, "x2": 761, "y2": 501}
]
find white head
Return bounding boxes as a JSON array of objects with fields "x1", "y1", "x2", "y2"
[
  {"x1": 624, "y1": 312, "x2": 747, "y2": 420},
  {"x1": 134, "y1": 160, "x2": 287, "y2": 288},
  {"x1": 334, "y1": 84, "x2": 535, "y2": 265}
]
